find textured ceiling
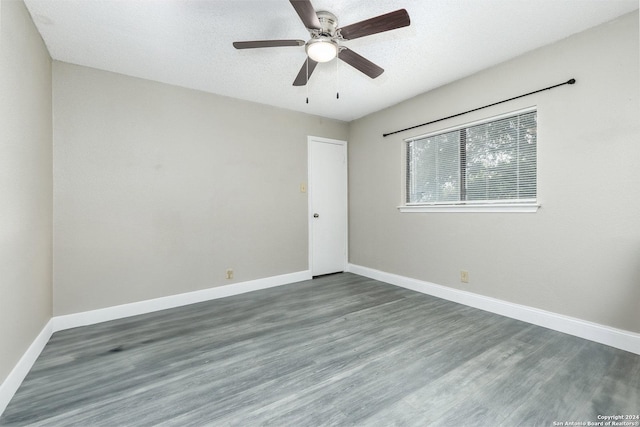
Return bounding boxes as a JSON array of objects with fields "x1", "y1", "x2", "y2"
[{"x1": 24, "y1": 0, "x2": 638, "y2": 122}]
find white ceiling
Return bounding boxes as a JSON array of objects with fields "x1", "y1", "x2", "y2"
[{"x1": 24, "y1": 0, "x2": 638, "y2": 122}]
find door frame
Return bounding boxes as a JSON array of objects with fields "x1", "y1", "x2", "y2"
[{"x1": 307, "y1": 136, "x2": 348, "y2": 276}]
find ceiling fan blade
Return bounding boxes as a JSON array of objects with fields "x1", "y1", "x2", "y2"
[
  {"x1": 290, "y1": 0, "x2": 321, "y2": 30},
  {"x1": 338, "y1": 9, "x2": 410, "y2": 40},
  {"x1": 293, "y1": 58, "x2": 318, "y2": 86},
  {"x1": 233, "y1": 40, "x2": 305, "y2": 49},
  {"x1": 339, "y1": 48, "x2": 384, "y2": 79}
]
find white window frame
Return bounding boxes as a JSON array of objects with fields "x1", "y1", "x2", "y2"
[{"x1": 399, "y1": 107, "x2": 540, "y2": 213}]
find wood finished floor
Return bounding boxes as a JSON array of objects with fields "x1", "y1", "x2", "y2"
[{"x1": 1, "y1": 273, "x2": 639, "y2": 426}]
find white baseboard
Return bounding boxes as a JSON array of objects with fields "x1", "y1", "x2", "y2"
[
  {"x1": 347, "y1": 263, "x2": 640, "y2": 355},
  {"x1": 5, "y1": 266, "x2": 637, "y2": 418},
  {"x1": 53, "y1": 270, "x2": 312, "y2": 332},
  {"x1": 0, "y1": 319, "x2": 53, "y2": 415},
  {"x1": 1, "y1": 270, "x2": 311, "y2": 417}
]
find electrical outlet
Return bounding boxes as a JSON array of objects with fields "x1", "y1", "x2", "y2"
[
  {"x1": 226, "y1": 269, "x2": 233, "y2": 280},
  {"x1": 460, "y1": 270, "x2": 469, "y2": 283}
]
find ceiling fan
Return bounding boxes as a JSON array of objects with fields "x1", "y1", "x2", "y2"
[{"x1": 233, "y1": 0, "x2": 410, "y2": 86}]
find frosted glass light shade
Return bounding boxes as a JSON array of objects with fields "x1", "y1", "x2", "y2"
[{"x1": 306, "y1": 39, "x2": 337, "y2": 63}]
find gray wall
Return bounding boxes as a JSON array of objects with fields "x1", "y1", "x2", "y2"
[
  {"x1": 0, "y1": 0, "x2": 53, "y2": 384},
  {"x1": 348, "y1": 12, "x2": 640, "y2": 333},
  {"x1": 53, "y1": 62, "x2": 349, "y2": 315}
]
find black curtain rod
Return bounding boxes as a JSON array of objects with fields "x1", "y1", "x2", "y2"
[{"x1": 382, "y1": 78, "x2": 576, "y2": 138}]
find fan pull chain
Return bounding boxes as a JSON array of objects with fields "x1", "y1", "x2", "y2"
[
  {"x1": 336, "y1": 55, "x2": 340, "y2": 99},
  {"x1": 305, "y1": 58, "x2": 309, "y2": 104}
]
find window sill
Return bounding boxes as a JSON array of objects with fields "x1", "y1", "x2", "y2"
[{"x1": 398, "y1": 203, "x2": 540, "y2": 213}]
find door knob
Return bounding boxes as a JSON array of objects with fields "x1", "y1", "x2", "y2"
[{"x1": 313, "y1": 213, "x2": 319, "y2": 218}]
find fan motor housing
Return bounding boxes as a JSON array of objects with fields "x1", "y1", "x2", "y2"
[{"x1": 316, "y1": 11, "x2": 338, "y2": 37}]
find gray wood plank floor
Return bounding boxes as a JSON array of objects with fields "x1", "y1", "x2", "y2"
[{"x1": 1, "y1": 273, "x2": 639, "y2": 426}]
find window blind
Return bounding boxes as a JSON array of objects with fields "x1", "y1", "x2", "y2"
[{"x1": 406, "y1": 110, "x2": 537, "y2": 205}]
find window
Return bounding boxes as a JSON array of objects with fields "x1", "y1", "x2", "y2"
[{"x1": 402, "y1": 108, "x2": 538, "y2": 213}]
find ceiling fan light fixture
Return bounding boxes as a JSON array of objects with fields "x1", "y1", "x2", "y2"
[
  {"x1": 306, "y1": 37, "x2": 338, "y2": 62},
  {"x1": 233, "y1": 2, "x2": 411, "y2": 86}
]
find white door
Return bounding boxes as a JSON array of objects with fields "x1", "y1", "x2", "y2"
[{"x1": 308, "y1": 136, "x2": 347, "y2": 276}]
